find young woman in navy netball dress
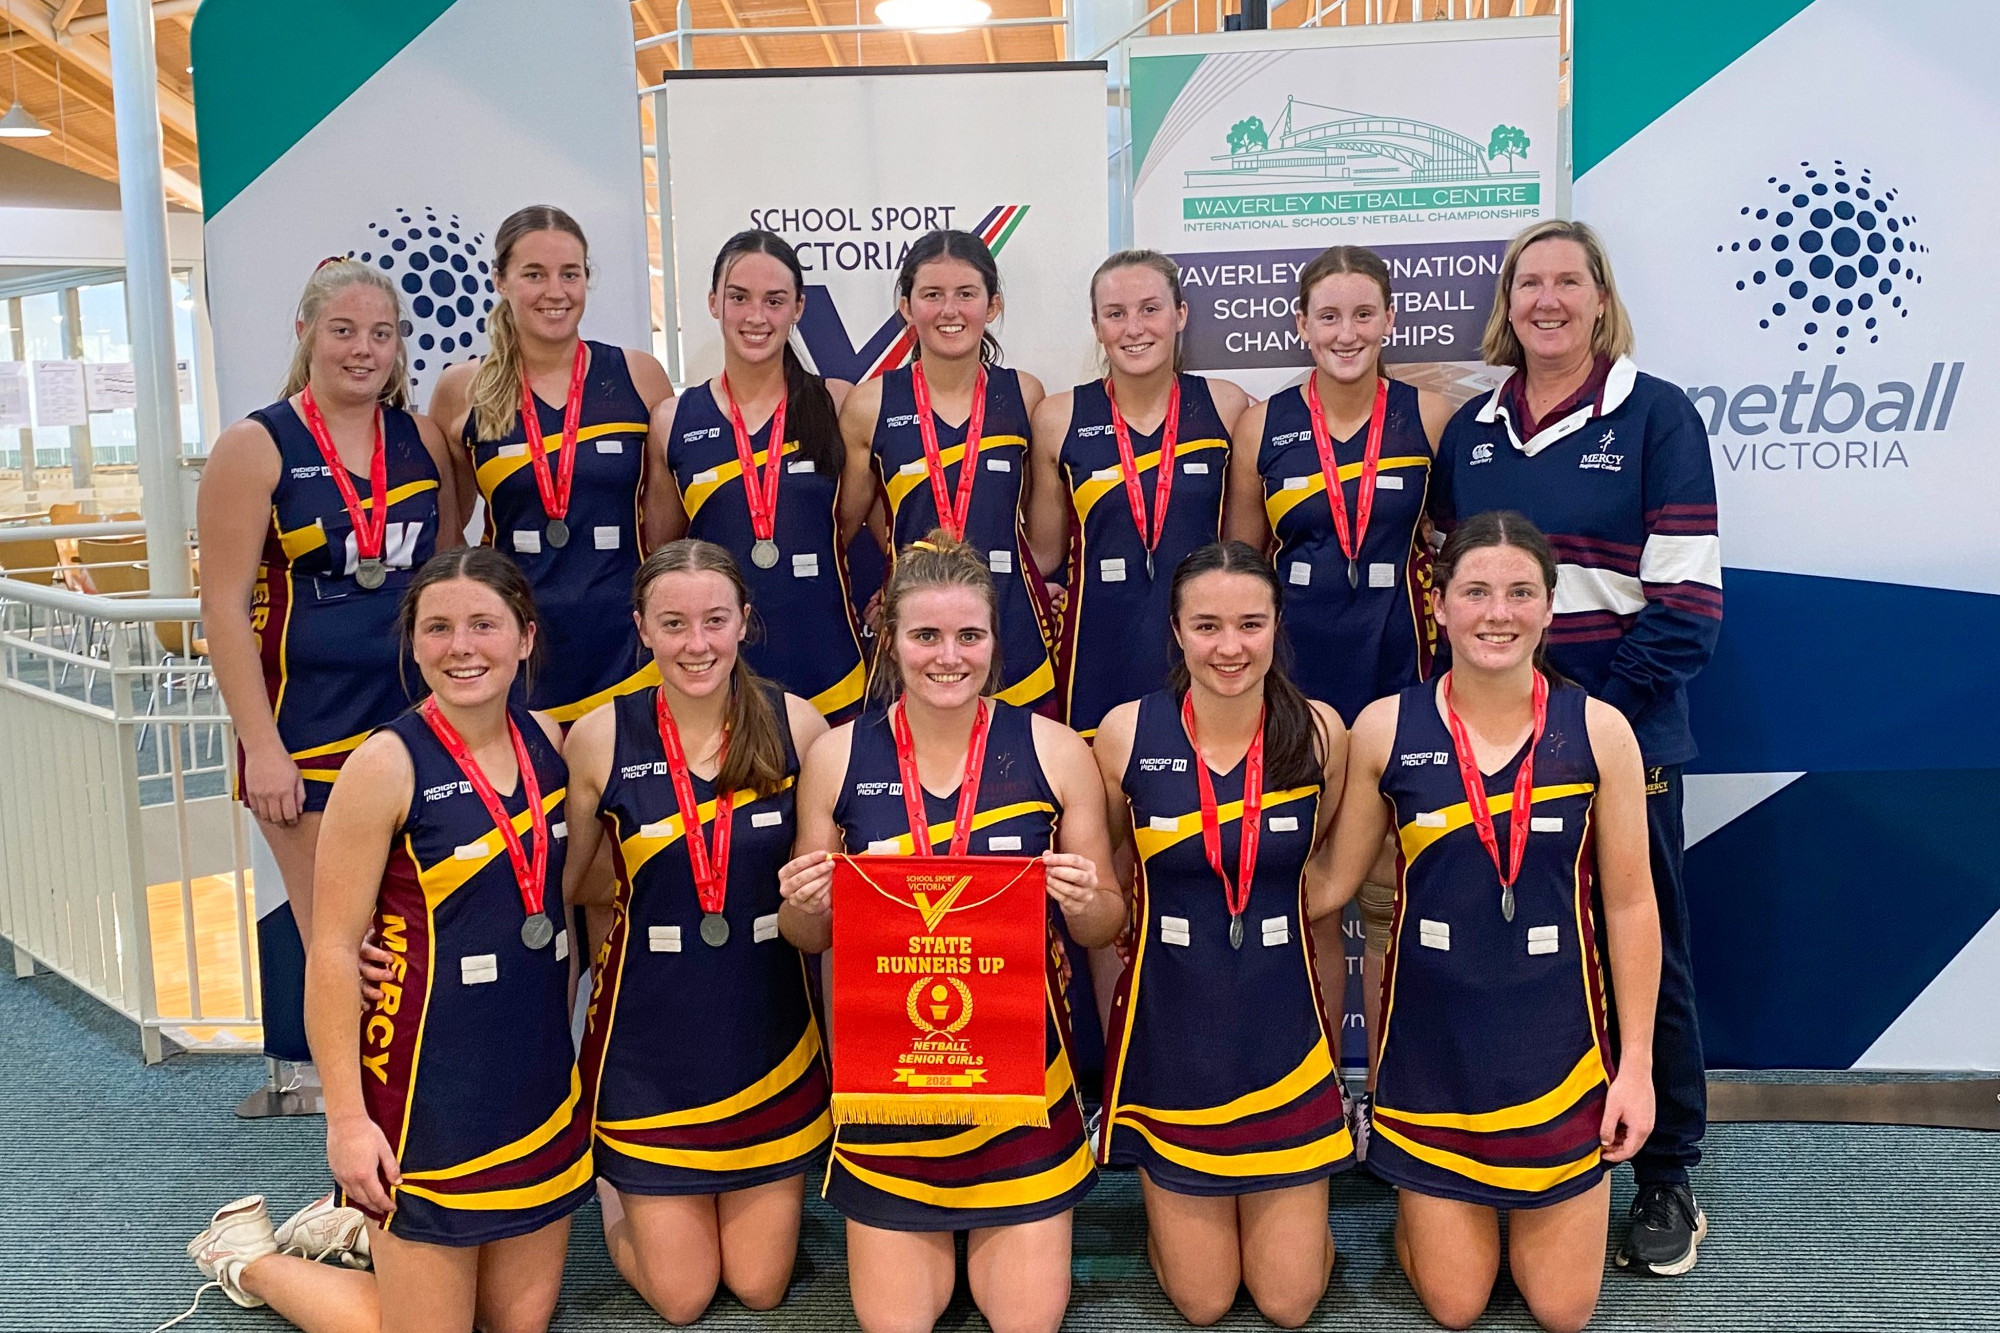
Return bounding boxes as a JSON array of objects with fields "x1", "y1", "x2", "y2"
[
  {"x1": 1092, "y1": 542, "x2": 1352, "y2": 1327},
  {"x1": 180, "y1": 549, "x2": 589, "y2": 1333},
  {"x1": 1323, "y1": 512, "x2": 1662, "y2": 1333},
  {"x1": 776, "y1": 533, "x2": 1122, "y2": 1333},
  {"x1": 650, "y1": 230, "x2": 872, "y2": 722},
  {"x1": 430, "y1": 204, "x2": 675, "y2": 725},
  {"x1": 201, "y1": 258, "x2": 459, "y2": 947},
  {"x1": 1224, "y1": 244, "x2": 1456, "y2": 1124},
  {"x1": 1027, "y1": 250, "x2": 1249, "y2": 741},
  {"x1": 839, "y1": 230, "x2": 1059, "y2": 712},
  {"x1": 562, "y1": 540, "x2": 832, "y2": 1322}
]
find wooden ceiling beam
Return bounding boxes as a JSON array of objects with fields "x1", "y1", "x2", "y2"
[
  {"x1": 0, "y1": 0, "x2": 200, "y2": 142},
  {"x1": 796, "y1": 0, "x2": 846, "y2": 66},
  {"x1": 50, "y1": 0, "x2": 83, "y2": 28},
  {"x1": 711, "y1": 0, "x2": 771, "y2": 68}
]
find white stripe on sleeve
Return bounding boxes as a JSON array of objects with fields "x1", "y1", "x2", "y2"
[
  {"x1": 1553, "y1": 564, "x2": 1646, "y2": 617},
  {"x1": 1639, "y1": 534, "x2": 1723, "y2": 589}
]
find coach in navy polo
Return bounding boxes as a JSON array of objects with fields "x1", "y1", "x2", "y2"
[{"x1": 1430, "y1": 219, "x2": 1723, "y2": 1280}]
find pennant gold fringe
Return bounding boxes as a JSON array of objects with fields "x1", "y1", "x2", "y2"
[{"x1": 832, "y1": 1093, "x2": 1050, "y2": 1129}]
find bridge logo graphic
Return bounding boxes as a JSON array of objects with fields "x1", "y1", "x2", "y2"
[{"x1": 1180, "y1": 97, "x2": 1541, "y2": 222}]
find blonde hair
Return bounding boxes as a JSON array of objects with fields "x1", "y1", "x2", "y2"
[
  {"x1": 868, "y1": 530, "x2": 1003, "y2": 703},
  {"x1": 465, "y1": 205, "x2": 591, "y2": 442},
  {"x1": 1090, "y1": 249, "x2": 1186, "y2": 374},
  {"x1": 279, "y1": 259, "x2": 411, "y2": 409},
  {"x1": 1480, "y1": 219, "x2": 1635, "y2": 370}
]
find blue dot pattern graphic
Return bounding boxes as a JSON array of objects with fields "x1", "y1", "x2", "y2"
[
  {"x1": 1725, "y1": 160, "x2": 1926, "y2": 355},
  {"x1": 348, "y1": 208, "x2": 497, "y2": 404}
]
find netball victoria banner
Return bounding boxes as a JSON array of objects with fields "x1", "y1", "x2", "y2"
[
  {"x1": 1575, "y1": 0, "x2": 2000, "y2": 1069},
  {"x1": 830, "y1": 855, "x2": 1050, "y2": 1127},
  {"x1": 654, "y1": 65, "x2": 1109, "y2": 388},
  {"x1": 1128, "y1": 20, "x2": 1560, "y2": 400}
]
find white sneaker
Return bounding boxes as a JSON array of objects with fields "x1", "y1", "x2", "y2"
[
  {"x1": 1349, "y1": 1090, "x2": 1373, "y2": 1165},
  {"x1": 154, "y1": 1196, "x2": 278, "y2": 1330},
  {"x1": 275, "y1": 1191, "x2": 372, "y2": 1269}
]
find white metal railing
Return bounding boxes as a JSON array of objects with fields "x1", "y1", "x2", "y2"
[{"x1": 0, "y1": 525, "x2": 258, "y2": 1063}]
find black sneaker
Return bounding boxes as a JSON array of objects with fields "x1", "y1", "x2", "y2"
[{"x1": 1616, "y1": 1183, "x2": 1708, "y2": 1276}]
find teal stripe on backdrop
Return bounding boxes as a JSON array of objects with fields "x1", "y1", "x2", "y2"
[
  {"x1": 1573, "y1": 0, "x2": 1815, "y2": 178},
  {"x1": 190, "y1": 0, "x2": 459, "y2": 219}
]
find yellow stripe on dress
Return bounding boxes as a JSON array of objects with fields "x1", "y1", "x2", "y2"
[
  {"x1": 993, "y1": 656, "x2": 1056, "y2": 708},
  {"x1": 1370, "y1": 1120, "x2": 1602, "y2": 1194},
  {"x1": 544, "y1": 660, "x2": 664, "y2": 726},
  {"x1": 394, "y1": 1151, "x2": 596, "y2": 1213},
  {"x1": 599, "y1": 1024, "x2": 821, "y2": 1132},
  {"x1": 475, "y1": 421, "x2": 648, "y2": 498},
  {"x1": 602, "y1": 1114, "x2": 832, "y2": 1172},
  {"x1": 401, "y1": 1067, "x2": 583, "y2": 1184},
  {"x1": 1395, "y1": 783, "x2": 1596, "y2": 869},
  {"x1": 810, "y1": 662, "x2": 866, "y2": 718},
  {"x1": 1263, "y1": 454, "x2": 1430, "y2": 529},
  {"x1": 859, "y1": 800, "x2": 1054, "y2": 857},
  {"x1": 275, "y1": 479, "x2": 441, "y2": 560},
  {"x1": 414, "y1": 788, "x2": 567, "y2": 908},
  {"x1": 618, "y1": 777, "x2": 798, "y2": 875},
  {"x1": 680, "y1": 441, "x2": 800, "y2": 519},
  {"x1": 883, "y1": 435, "x2": 1028, "y2": 511},
  {"x1": 1071, "y1": 438, "x2": 1228, "y2": 522},
  {"x1": 1114, "y1": 1035, "x2": 1334, "y2": 1127},
  {"x1": 1115, "y1": 1120, "x2": 1353, "y2": 1179},
  {"x1": 836, "y1": 1045, "x2": 1075, "y2": 1161},
  {"x1": 1132, "y1": 785, "x2": 1320, "y2": 861},
  {"x1": 1374, "y1": 1047, "x2": 1607, "y2": 1134}
]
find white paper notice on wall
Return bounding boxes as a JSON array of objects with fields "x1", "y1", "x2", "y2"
[
  {"x1": 0, "y1": 363, "x2": 29, "y2": 430},
  {"x1": 176, "y1": 359, "x2": 195, "y2": 406},
  {"x1": 31, "y1": 361, "x2": 87, "y2": 427},
  {"x1": 84, "y1": 363, "x2": 138, "y2": 412}
]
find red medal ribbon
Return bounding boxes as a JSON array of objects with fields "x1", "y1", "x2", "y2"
[
  {"x1": 1303, "y1": 373, "x2": 1388, "y2": 569},
  {"x1": 1105, "y1": 375, "x2": 1180, "y2": 560},
  {"x1": 654, "y1": 688, "x2": 734, "y2": 915},
  {"x1": 1441, "y1": 669, "x2": 1549, "y2": 902},
  {"x1": 299, "y1": 386, "x2": 388, "y2": 563},
  {"x1": 519, "y1": 341, "x2": 588, "y2": 523},
  {"x1": 1182, "y1": 692, "x2": 1265, "y2": 922},
  {"x1": 891, "y1": 698, "x2": 992, "y2": 857},
  {"x1": 910, "y1": 361, "x2": 987, "y2": 543},
  {"x1": 721, "y1": 374, "x2": 786, "y2": 544},
  {"x1": 419, "y1": 698, "x2": 548, "y2": 920}
]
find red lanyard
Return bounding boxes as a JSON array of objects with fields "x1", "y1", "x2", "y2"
[
  {"x1": 1303, "y1": 373, "x2": 1388, "y2": 589},
  {"x1": 721, "y1": 373, "x2": 786, "y2": 556},
  {"x1": 655, "y1": 688, "x2": 736, "y2": 942},
  {"x1": 1441, "y1": 669, "x2": 1549, "y2": 923},
  {"x1": 419, "y1": 699, "x2": 549, "y2": 938},
  {"x1": 519, "y1": 341, "x2": 588, "y2": 543},
  {"x1": 890, "y1": 698, "x2": 992, "y2": 857},
  {"x1": 1105, "y1": 375, "x2": 1180, "y2": 581},
  {"x1": 299, "y1": 387, "x2": 388, "y2": 578},
  {"x1": 1182, "y1": 692, "x2": 1264, "y2": 949},
  {"x1": 910, "y1": 360, "x2": 987, "y2": 542}
]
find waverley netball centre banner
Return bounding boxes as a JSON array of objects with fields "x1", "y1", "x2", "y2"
[
  {"x1": 1128, "y1": 19, "x2": 1560, "y2": 400},
  {"x1": 655, "y1": 65, "x2": 1109, "y2": 388},
  {"x1": 1576, "y1": 0, "x2": 2000, "y2": 1070}
]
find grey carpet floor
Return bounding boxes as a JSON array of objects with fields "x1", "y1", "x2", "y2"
[{"x1": 5, "y1": 971, "x2": 1997, "y2": 1333}]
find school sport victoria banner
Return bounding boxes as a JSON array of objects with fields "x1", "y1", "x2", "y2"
[
  {"x1": 1575, "y1": 0, "x2": 2000, "y2": 1070},
  {"x1": 1126, "y1": 19, "x2": 1560, "y2": 403},
  {"x1": 654, "y1": 65, "x2": 1109, "y2": 389},
  {"x1": 191, "y1": 0, "x2": 651, "y2": 1060},
  {"x1": 830, "y1": 855, "x2": 1049, "y2": 1127}
]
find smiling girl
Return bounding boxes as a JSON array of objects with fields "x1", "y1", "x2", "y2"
[{"x1": 430, "y1": 205, "x2": 674, "y2": 725}]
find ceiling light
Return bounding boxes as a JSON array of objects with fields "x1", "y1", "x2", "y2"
[
  {"x1": 875, "y1": 0, "x2": 990, "y2": 34},
  {"x1": 0, "y1": 101, "x2": 51, "y2": 138}
]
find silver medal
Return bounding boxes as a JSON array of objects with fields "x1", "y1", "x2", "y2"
[
  {"x1": 1500, "y1": 887, "x2": 1516, "y2": 924},
  {"x1": 1347, "y1": 557, "x2": 1360, "y2": 589},
  {"x1": 355, "y1": 558, "x2": 387, "y2": 591},
  {"x1": 1229, "y1": 914, "x2": 1244, "y2": 950},
  {"x1": 751, "y1": 538, "x2": 780, "y2": 570},
  {"x1": 546, "y1": 518, "x2": 570, "y2": 548},
  {"x1": 700, "y1": 912, "x2": 730, "y2": 947},
  {"x1": 521, "y1": 914, "x2": 555, "y2": 950},
  {"x1": 1145, "y1": 548, "x2": 1155, "y2": 582}
]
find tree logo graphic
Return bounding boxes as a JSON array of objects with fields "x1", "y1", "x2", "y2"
[
  {"x1": 1722, "y1": 160, "x2": 1925, "y2": 354},
  {"x1": 1227, "y1": 116, "x2": 1269, "y2": 155},
  {"x1": 1487, "y1": 124, "x2": 1530, "y2": 171}
]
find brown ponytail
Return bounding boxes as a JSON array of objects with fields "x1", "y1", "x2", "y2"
[
  {"x1": 632, "y1": 539, "x2": 790, "y2": 797},
  {"x1": 868, "y1": 529, "x2": 1003, "y2": 703},
  {"x1": 1166, "y1": 541, "x2": 1331, "y2": 792}
]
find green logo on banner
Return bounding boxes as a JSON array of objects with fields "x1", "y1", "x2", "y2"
[{"x1": 1182, "y1": 96, "x2": 1541, "y2": 228}]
